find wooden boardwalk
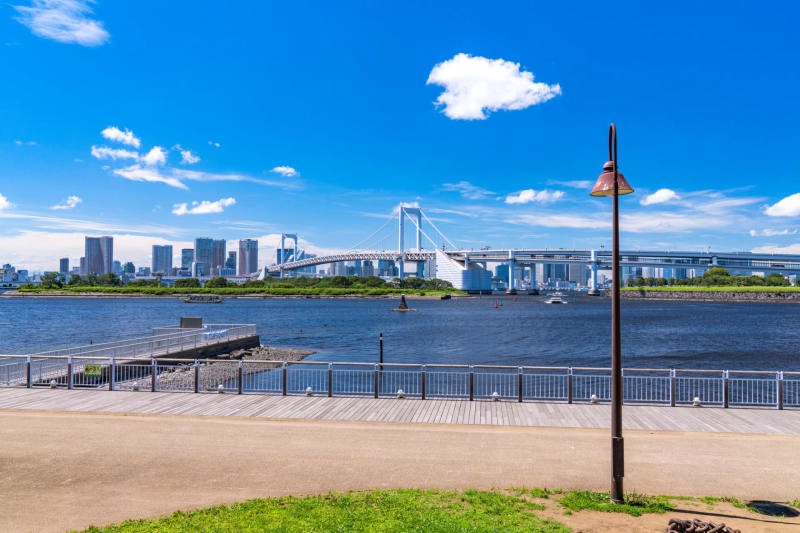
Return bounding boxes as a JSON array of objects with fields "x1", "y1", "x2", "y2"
[{"x1": 1, "y1": 388, "x2": 799, "y2": 434}]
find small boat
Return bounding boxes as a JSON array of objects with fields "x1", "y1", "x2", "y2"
[
  {"x1": 527, "y1": 288, "x2": 540, "y2": 296},
  {"x1": 544, "y1": 291, "x2": 567, "y2": 304},
  {"x1": 440, "y1": 294, "x2": 451, "y2": 300},
  {"x1": 182, "y1": 294, "x2": 223, "y2": 304}
]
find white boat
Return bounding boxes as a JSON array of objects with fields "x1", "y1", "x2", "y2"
[{"x1": 544, "y1": 291, "x2": 567, "y2": 304}]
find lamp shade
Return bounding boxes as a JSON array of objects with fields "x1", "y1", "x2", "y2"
[{"x1": 590, "y1": 161, "x2": 634, "y2": 197}]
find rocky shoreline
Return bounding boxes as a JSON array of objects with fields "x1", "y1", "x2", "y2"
[{"x1": 114, "y1": 345, "x2": 315, "y2": 392}]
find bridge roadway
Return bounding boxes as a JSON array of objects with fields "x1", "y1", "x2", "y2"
[{"x1": 269, "y1": 248, "x2": 800, "y2": 274}]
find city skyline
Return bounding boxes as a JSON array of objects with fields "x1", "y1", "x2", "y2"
[{"x1": 3, "y1": 2, "x2": 800, "y2": 271}]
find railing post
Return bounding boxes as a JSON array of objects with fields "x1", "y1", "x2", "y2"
[
  {"x1": 777, "y1": 371, "x2": 784, "y2": 410},
  {"x1": 109, "y1": 358, "x2": 115, "y2": 391},
  {"x1": 669, "y1": 369, "x2": 676, "y2": 407},
  {"x1": 67, "y1": 356, "x2": 73, "y2": 390},
  {"x1": 282, "y1": 363, "x2": 287, "y2": 396},
  {"x1": 328, "y1": 363, "x2": 333, "y2": 397},
  {"x1": 723, "y1": 370, "x2": 729, "y2": 408},
  {"x1": 374, "y1": 364, "x2": 379, "y2": 399},
  {"x1": 421, "y1": 365, "x2": 426, "y2": 400},
  {"x1": 469, "y1": 366, "x2": 474, "y2": 401},
  {"x1": 151, "y1": 359, "x2": 157, "y2": 392},
  {"x1": 237, "y1": 361, "x2": 243, "y2": 395},
  {"x1": 567, "y1": 367, "x2": 573, "y2": 404},
  {"x1": 194, "y1": 360, "x2": 200, "y2": 393},
  {"x1": 26, "y1": 356, "x2": 31, "y2": 389},
  {"x1": 518, "y1": 367, "x2": 523, "y2": 403}
]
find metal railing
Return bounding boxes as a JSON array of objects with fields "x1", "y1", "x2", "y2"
[{"x1": 1, "y1": 356, "x2": 798, "y2": 410}]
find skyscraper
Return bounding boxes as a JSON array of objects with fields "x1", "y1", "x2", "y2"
[
  {"x1": 152, "y1": 245, "x2": 173, "y2": 274},
  {"x1": 59, "y1": 258, "x2": 69, "y2": 274},
  {"x1": 226, "y1": 251, "x2": 237, "y2": 270},
  {"x1": 212, "y1": 239, "x2": 226, "y2": 275},
  {"x1": 238, "y1": 239, "x2": 258, "y2": 275},
  {"x1": 181, "y1": 248, "x2": 194, "y2": 269},
  {"x1": 85, "y1": 236, "x2": 113, "y2": 275},
  {"x1": 194, "y1": 238, "x2": 213, "y2": 276}
]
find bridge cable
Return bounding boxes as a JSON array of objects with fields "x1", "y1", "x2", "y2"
[
  {"x1": 420, "y1": 210, "x2": 458, "y2": 251},
  {"x1": 346, "y1": 213, "x2": 395, "y2": 252}
]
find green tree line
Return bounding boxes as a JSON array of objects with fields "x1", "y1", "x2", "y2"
[{"x1": 627, "y1": 267, "x2": 791, "y2": 288}]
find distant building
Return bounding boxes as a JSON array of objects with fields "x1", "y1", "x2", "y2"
[
  {"x1": 59, "y1": 258, "x2": 69, "y2": 274},
  {"x1": 85, "y1": 236, "x2": 113, "y2": 275},
  {"x1": 180, "y1": 248, "x2": 194, "y2": 269},
  {"x1": 112, "y1": 260, "x2": 123, "y2": 275},
  {"x1": 194, "y1": 238, "x2": 214, "y2": 277},
  {"x1": 212, "y1": 240, "x2": 226, "y2": 275},
  {"x1": 238, "y1": 239, "x2": 258, "y2": 275},
  {"x1": 362, "y1": 261, "x2": 375, "y2": 277},
  {"x1": 137, "y1": 267, "x2": 151, "y2": 276},
  {"x1": 123, "y1": 262, "x2": 135, "y2": 274},
  {"x1": 226, "y1": 251, "x2": 237, "y2": 271},
  {"x1": 79, "y1": 257, "x2": 86, "y2": 275},
  {"x1": 152, "y1": 245, "x2": 173, "y2": 274}
]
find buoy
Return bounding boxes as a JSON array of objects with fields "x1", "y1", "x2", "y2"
[
  {"x1": 491, "y1": 392, "x2": 500, "y2": 402},
  {"x1": 217, "y1": 384, "x2": 225, "y2": 394},
  {"x1": 692, "y1": 396, "x2": 702, "y2": 407},
  {"x1": 396, "y1": 389, "x2": 405, "y2": 399},
  {"x1": 590, "y1": 394, "x2": 598, "y2": 404},
  {"x1": 306, "y1": 386, "x2": 313, "y2": 396},
  {"x1": 49, "y1": 379, "x2": 57, "y2": 389}
]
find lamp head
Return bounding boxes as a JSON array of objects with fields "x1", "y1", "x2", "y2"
[{"x1": 590, "y1": 161, "x2": 634, "y2": 197}]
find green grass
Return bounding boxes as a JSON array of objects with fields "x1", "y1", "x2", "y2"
[
  {"x1": 558, "y1": 491, "x2": 675, "y2": 517},
  {"x1": 697, "y1": 496, "x2": 746, "y2": 509},
  {"x1": 18, "y1": 286, "x2": 460, "y2": 297},
  {"x1": 623, "y1": 286, "x2": 800, "y2": 292},
  {"x1": 791, "y1": 499, "x2": 800, "y2": 508},
  {"x1": 77, "y1": 489, "x2": 569, "y2": 533}
]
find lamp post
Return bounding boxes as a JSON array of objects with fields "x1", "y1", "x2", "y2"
[{"x1": 589, "y1": 123, "x2": 634, "y2": 503}]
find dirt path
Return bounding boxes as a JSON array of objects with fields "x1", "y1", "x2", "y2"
[{"x1": 1, "y1": 410, "x2": 797, "y2": 532}]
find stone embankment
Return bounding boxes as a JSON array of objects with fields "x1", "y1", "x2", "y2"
[
  {"x1": 622, "y1": 289, "x2": 800, "y2": 302},
  {"x1": 115, "y1": 345, "x2": 315, "y2": 391}
]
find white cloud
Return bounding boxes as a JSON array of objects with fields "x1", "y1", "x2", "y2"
[
  {"x1": 508, "y1": 211, "x2": 731, "y2": 233},
  {"x1": 552, "y1": 180, "x2": 592, "y2": 189},
  {"x1": 271, "y1": 165, "x2": 298, "y2": 177},
  {"x1": 173, "y1": 169, "x2": 301, "y2": 189},
  {"x1": 426, "y1": 53, "x2": 561, "y2": 120},
  {"x1": 752, "y1": 244, "x2": 800, "y2": 254},
  {"x1": 113, "y1": 164, "x2": 188, "y2": 190},
  {"x1": 141, "y1": 146, "x2": 167, "y2": 166},
  {"x1": 13, "y1": 0, "x2": 109, "y2": 47},
  {"x1": 749, "y1": 228, "x2": 797, "y2": 237},
  {"x1": 640, "y1": 188, "x2": 680, "y2": 206},
  {"x1": 208, "y1": 140, "x2": 221, "y2": 148},
  {"x1": 14, "y1": 139, "x2": 36, "y2": 146},
  {"x1": 0, "y1": 193, "x2": 13, "y2": 210},
  {"x1": 50, "y1": 195, "x2": 82, "y2": 210},
  {"x1": 392, "y1": 201, "x2": 421, "y2": 215},
  {"x1": 765, "y1": 193, "x2": 800, "y2": 217},
  {"x1": 441, "y1": 181, "x2": 494, "y2": 200},
  {"x1": 505, "y1": 189, "x2": 564, "y2": 204},
  {"x1": 90, "y1": 145, "x2": 139, "y2": 161},
  {"x1": 178, "y1": 148, "x2": 200, "y2": 165},
  {"x1": 101, "y1": 126, "x2": 140, "y2": 148},
  {"x1": 172, "y1": 197, "x2": 236, "y2": 216}
]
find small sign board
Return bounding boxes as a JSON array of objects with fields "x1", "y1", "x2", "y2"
[{"x1": 84, "y1": 364, "x2": 102, "y2": 376}]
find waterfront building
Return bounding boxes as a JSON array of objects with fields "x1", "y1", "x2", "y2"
[
  {"x1": 226, "y1": 251, "x2": 237, "y2": 271},
  {"x1": 362, "y1": 260, "x2": 375, "y2": 277},
  {"x1": 84, "y1": 236, "x2": 113, "y2": 275},
  {"x1": 152, "y1": 245, "x2": 173, "y2": 274},
  {"x1": 59, "y1": 258, "x2": 69, "y2": 274},
  {"x1": 181, "y1": 248, "x2": 194, "y2": 269},
  {"x1": 79, "y1": 257, "x2": 86, "y2": 275},
  {"x1": 212, "y1": 239, "x2": 226, "y2": 274},
  {"x1": 238, "y1": 239, "x2": 258, "y2": 275},
  {"x1": 568, "y1": 263, "x2": 589, "y2": 287},
  {"x1": 377, "y1": 259, "x2": 395, "y2": 277},
  {"x1": 112, "y1": 260, "x2": 122, "y2": 275},
  {"x1": 137, "y1": 267, "x2": 151, "y2": 276},
  {"x1": 194, "y1": 238, "x2": 214, "y2": 277}
]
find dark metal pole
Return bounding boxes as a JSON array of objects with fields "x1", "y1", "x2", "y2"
[
  {"x1": 379, "y1": 333, "x2": 383, "y2": 370},
  {"x1": 609, "y1": 123, "x2": 624, "y2": 503}
]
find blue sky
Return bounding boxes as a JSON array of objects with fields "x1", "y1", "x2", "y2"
[{"x1": 2, "y1": 1, "x2": 800, "y2": 270}]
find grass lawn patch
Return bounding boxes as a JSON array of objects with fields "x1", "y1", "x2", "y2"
[
  {"x1": 558, "y1": 490, "x2": 675, "y2": 517},
  {"x1": 78, "y1": 489, "x2": 569, "y2": 533}
]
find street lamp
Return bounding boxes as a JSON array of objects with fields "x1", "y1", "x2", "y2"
[{"x1": 589, "y1": 123, "x2": 634, "y2": 503}]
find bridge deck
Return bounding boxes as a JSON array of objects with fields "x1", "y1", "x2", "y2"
[{"x1": 1, "y1": 388, "x2": 798, "y2": 434}]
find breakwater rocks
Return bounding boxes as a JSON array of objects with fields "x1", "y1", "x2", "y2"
[
  {"x1": 115, "y1": 345, "x2": 315, "y2": 391},
  {"x1": 622, "y1": 289, "x2": 800, "y2": 302}
]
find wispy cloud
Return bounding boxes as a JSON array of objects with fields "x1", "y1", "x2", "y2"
[
  {"x1": 101, "y1": 126, "x2": 140, "y2": 148},
  {"x1": 271, "y1": 165, "x2": 298, "y2": 177},
  {"x1": 505, "y1": 189, "x2": 564, "y2": 204},
  {"x1": 426, "y1": 53, "x2": 561, "y2": 120},
  {"x1": 50, "y1": 195, "x2": 81, "y2": 210},
  {"x1": 765, "y1": 193, "x2": 800, "y2": 217},
  {"x1": 441, "y1": 181, "x2": 494, "y2": 200},
  {"x1": 13, "y1": 0, "x2": 109, "y2": 46},
  {"x1": 208, "y1": 140, "x2": 221, "y2": 148},
  {"x1": 0, "y1": 193, "x2": 13, "y2": 210},
  {"x1": 749, "y1": 228, "x2": 798, "y2": 237},
  {"x1": 172, "y1": 197, "x2": 236, "y2": 216},
  {"x1": 551, "y1": 180, "x2": 592, "y2": 189},
  {"x1": 113, "y1": 164, "x2": 188, "y2": 190},
  {"x1": 91, "y1": 145, "x2": 139, "y2": 161},
  {"x1": 173, "y1": 169, "x2": 302, "y2": 189},
  {"x1": 14, "y1": 139, "x2": 37, "y2": 146},
  {"x1": 175, "y1": 145, "x2": 200, "y2": 165},
  {"x1": 640, "y1": 188, "x2": 680, "y2": 206},
  {"x1": 0, "y1": 211, "x2": 181, "y2": 236},
  {"x1": 752, "y1": 244, "x2": 800, "y2": 254}
]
